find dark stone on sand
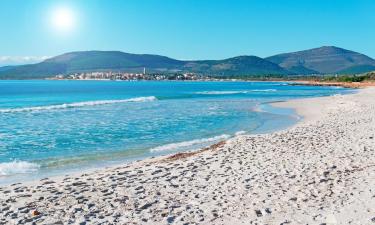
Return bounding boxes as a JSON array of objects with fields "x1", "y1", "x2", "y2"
[
  {"x1": 167, "y1": 216, "x2": 175, "y2": 224},
  {"x1": 139, "y1": 201, "x2": 157, "y2": 210}
]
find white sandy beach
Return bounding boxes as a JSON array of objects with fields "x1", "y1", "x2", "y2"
[{"x1": 1, "y1": 88, "x2": 375, "y2": 225}]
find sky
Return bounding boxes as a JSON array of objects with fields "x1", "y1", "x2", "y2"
[{"x1": 0, "y1": 0, "x2": 374, "y2": 66}]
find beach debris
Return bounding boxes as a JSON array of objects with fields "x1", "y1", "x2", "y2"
[
  {"x1": 163, "y1": 141, "x2": 226, "y2": 162},
  {"x1": 167, "y1": 215, "x2": 175, "y2": 224},
  {"x1": 265, "y1": 208, "x2": 272, "y2": 214},
  {"x1": 31, "y1": 210, "x2": 40, "y2": 216},
  {"x1": 255, "y1": 209, "x2": 262, "y2": 217},
  {"x1": 139, "y1": 200, "x2": 157, "y2": 210}
]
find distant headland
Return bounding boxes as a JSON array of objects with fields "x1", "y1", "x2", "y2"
[{"x1": 1, "y1": 46, "x2": 375, "y2": 80}]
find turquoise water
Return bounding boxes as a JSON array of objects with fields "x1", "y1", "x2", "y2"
[{"x1": 0, "y1": 80, "x2": 353, "y2": 183}]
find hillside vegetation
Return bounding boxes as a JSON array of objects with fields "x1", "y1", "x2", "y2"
[{"x1": 321, "y1": 71, "x2": 375, "y2": 82}]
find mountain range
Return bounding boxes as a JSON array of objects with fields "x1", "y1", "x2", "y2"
[{"x1": 1, "y1": 46, "x2": 375, "y2": 79}]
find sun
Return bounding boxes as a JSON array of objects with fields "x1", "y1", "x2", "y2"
[{"x1": 51, "y1": 7, "x2": 75, "y2": 32}]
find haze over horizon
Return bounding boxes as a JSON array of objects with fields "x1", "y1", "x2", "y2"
[{"x1": 0, "y1": 0, "x2": 374, "y2": 66}]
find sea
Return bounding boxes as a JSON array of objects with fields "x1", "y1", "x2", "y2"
[{"x1": 0, "y1": 80, "x2": 354, "y2": 184}]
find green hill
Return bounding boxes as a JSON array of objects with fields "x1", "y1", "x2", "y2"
[
  {"x1": 0, "y1": 63, "x2": 67, "y2": 79},
  {"x1": 266, "y1": 46, "x2": 375, "y2": 74},
  {"x1": 0, "y1": 66, "x2": 15, "y2": 72},
  {"x1": 184, "y1": 56, "x2": 289, "y2": 76},
  {"x1": 44, "y1": 51, "x2": 185, "y2": 73}
]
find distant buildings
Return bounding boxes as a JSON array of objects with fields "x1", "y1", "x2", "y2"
[{"x1": 53, "y1": 71, "x2": 211, "y2": 81}]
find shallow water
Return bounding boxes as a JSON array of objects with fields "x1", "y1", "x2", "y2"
[{"x1": 0, "y1": 80, "x2": 354, "y2": 183}]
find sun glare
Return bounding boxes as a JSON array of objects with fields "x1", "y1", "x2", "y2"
[{"x1": 51, "y1": 7, "x2": 75, "y2": 33}]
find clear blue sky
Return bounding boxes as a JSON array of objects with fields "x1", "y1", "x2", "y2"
[{"x1": 0, "y1": 0, "x2": 374, "y2": 65}]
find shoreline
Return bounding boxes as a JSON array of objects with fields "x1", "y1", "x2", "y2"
[
  {"x1": 0, "y1": 91, "x2": 302, "y2": 186},
  {"x1": 271, "y1": 94, "x2": 341, "y2": 125},
  {"x1": 290, "y1": 80, "x2": 375, "y2": 88},
  {"x1": 1, "y1": 88, "x2": 374, "y2": 224},
  {"x1": 43, "y1": 78, "x2": 375, "y2": 88},
  {"x1": 0, "y1": 101, "x2": 296, "y2": 186}
]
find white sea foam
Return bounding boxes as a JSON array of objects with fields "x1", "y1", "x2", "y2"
[
  {"x1": 195, "y1": 91, "x2": 249, "y2": 95},
  {"x1": 150, "y1": 134, "x2": 230, "y2": 153},
  {"x1": 0, "y1": 160, "x2": 40, "y2": 176},
  {"x1": 195, "y1": 89, "x2": 276, "y2": 95},
  {"x1": 250, "y1": 89, "x2": 277, "y2": 92},
  {"x1": 0, "y1": 96, "x2": 157, "y2": 113},
  {"x1": 235, "y1": 130, "x2": 247, "y2": 136}
]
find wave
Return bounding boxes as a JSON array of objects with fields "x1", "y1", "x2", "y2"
[
  {"x1": 235, "y1": 130, "x2": 247, "y2": 136},
  {"x1": 0, "y1": 160, "x2": 40, "y2": 176},
  {"x1": 150, "y1": 134, "x2": 230, "y2": 153},
  {"x1": 0, "y1": 96, "x2": 157, "y2": 113},
  {"x1": 195, "y1": 91, "x2": 249, "y2": 95},
  {"x1": 195, "y1": 89, "x2": 276, "y2": 95},
  {"x1": 250, "y1": 89, "x2": 277, "y2": 92}
]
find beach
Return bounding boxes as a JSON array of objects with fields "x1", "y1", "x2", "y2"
[{"x1": 1, "y1": 87, "x2": 375, "y2": 225}]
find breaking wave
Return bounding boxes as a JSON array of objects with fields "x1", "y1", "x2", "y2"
[
  {"x1": 250, "y1": 89, "x2": 277, "y2": 92},
  {"x1": 195, "y1": 89, "x2": 276, "y2": 95},
  {"x1": 195, "y1": 91, "x2": 249, "y2": 95},
  {"x1": 0, "y1": 160, "x2": 40, "y2": 176},
  {"x1": 0, "y1": 96, "x2": 157, "y2": 113},
  {"x1": 235, "y1": 130, "x2": 247, "y2": 136},
  {"x1": 150, "y1": 134, "x2": 230, "y2": 153}
]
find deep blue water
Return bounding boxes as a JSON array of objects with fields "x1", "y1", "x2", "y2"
[{"x1": 0, "y1": 80, "x2": 354, "y2": 183}]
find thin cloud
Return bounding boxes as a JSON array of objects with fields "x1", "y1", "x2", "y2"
[{"x1": 0, "y1": 56, "x2": 50, "y2": 66}]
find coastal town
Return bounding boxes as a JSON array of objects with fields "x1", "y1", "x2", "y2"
[{"x1": 53, "y1": 70, "x2": 212, "y2": 81}]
